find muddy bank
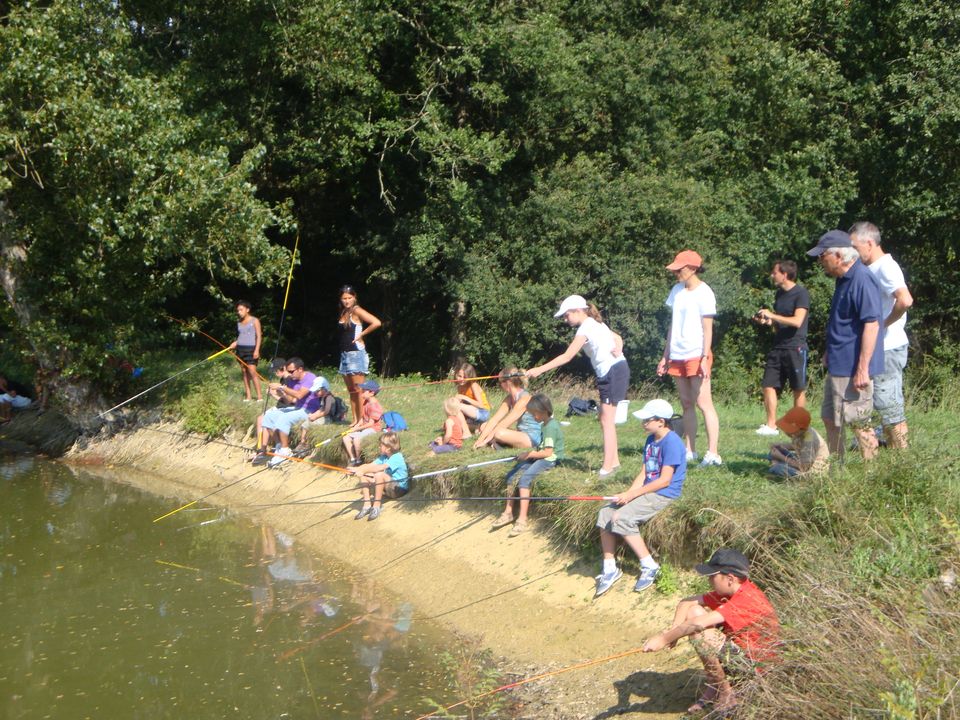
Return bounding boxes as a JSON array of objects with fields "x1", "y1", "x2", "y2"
[
  {"x1": 0, "y1": 406, "x2": 80, "y2": 456},
  {"x1": 70, "y1": 423, "x2": 699, "y2": 719}
]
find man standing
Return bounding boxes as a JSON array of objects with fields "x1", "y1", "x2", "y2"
[
  {"x1": 807, "y1": 230, "x2": 884, "y2": 460},
  {"x1": 753, "y1": 260, "x2": 810, "y2": 435},
  {"x1": 849, "y1": 222, "x2": 913, "y2": 449}
]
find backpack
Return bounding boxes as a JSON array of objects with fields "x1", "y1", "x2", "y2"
[
  {"x1": 329, "y1": 395, "x2": 348, "y2": 423},
  {"x1": 382, "y1": 410, "x2": 408, "y2": 431},
  {"x1": 566, "y1": 397, "x2": 599, "y2": 417},
  {"x1": 668, "y1": 414, "x2": 684, "y2": 435}
]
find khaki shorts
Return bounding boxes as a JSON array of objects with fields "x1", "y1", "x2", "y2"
[{"x1": 821, "y1": 374, "x2": 873, "y2": 428}]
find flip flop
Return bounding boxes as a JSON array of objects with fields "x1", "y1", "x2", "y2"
[
  {"x1": 490, "y1": 513, "x2": 514, "y2": 529},
  {"x1": 687, "y1": 695, "x2": 715, "y2": 714}
]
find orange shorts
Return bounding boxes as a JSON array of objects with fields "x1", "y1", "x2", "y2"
[{"x1": 668, "y1": 354, "x2": 713, "y2": 378}]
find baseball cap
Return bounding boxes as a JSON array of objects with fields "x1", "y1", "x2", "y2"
[
  {"x1": 695, "y1": 548, "x2": 750, "y2": 579},
  {"x1": 554, "y1": 295, "x2": 589, "y2": 318},
  {"x1": 665, "y1": 250, "x2": 703, "y2": 271},
  {"x1": 310, "y1": 376, "x2": 330, "y2": 393},
  {"x1": 632, "y1": 399, "x2": 674, "y2": 421},
  {"x1": 358, "y1": 379, "x2": 381, "y2": 394},
  {"x1": 806, "y1": 229, "x2": 852, "y2": 257},
  {"x1": 776, "y1": 406, "x2": 811, "y2": 435}
]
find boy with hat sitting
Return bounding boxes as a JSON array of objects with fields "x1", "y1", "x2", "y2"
[
  {"x1": 768, "y1": 406, "x2": 828, "y2": 478},
  {"x1": 642, "y1": 548, "x2": 780, "y2": 715},
  {"x1": 343, "y1": 380, "x2": 384, "y2": 466}
]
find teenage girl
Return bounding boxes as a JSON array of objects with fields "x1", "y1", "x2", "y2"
[
  {"x1": 338, "y1": 285, "x2": 382, "y2": 424},
  {"x1": 229, "y1": 300, "x2": 262, "y2": 402},
  {"x1": 526, "y1": 295, "x2": 629, "y2": 476},
  {"x1": 656, "y1": 250, "x2": 722, "y2": 467},
  {"x1": 473, "y1": 367, "x2": 541, "y2": 450},
  {"x1": 453, "y1": 362, "x2": 491, "y2": 437}
]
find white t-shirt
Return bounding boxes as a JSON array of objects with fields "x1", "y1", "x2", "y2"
[
  {"x1": 868, "y1": 253, "x2": 908, "y2": 351},
  {"x1": 575, "y1": 316, "x2": 625, "y2": 377},
  {"x1": 665, "y1": 282, "x2": 717, "y2": 360}
]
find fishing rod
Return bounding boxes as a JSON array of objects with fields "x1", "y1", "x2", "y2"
[
  {"x1": 97, "y1": 347, "x2": 231, "y2": 419},
  {"x1": 152, "y1": 465, "x2": 271, "y2": 522},
  {"x1": 375, "y1": 372, "x2": 519, "y2": 393},
  {"x1": 314, "y1": 429, "x2": 351, "y2": 448},
  {"x1": 240, "y1": 493, "x2": 618, "y2": 509},
  {"x1": 411, "y1": 455, "x2": 518, "y2": 480},
  {"x1": 166, "y1": 314, "x2": 270, "y2": 384}
]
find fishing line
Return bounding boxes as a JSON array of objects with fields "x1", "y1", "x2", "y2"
[{"x1": 152, "y1": 465, "x2": 272, "y2": 522}]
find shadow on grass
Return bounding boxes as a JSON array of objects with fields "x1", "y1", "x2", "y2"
[{"x1": 592, "y1": 667, "x2": 701, "y2": 718}]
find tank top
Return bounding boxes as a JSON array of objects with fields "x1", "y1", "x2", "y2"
[
  {"x1": 462, "y1": 383, "x2": 490, "y2": 410},
  {"x1": 338, "y1": 314, "x2": 363, "y2": 353},
  {"x1": 448, "y1": 417, "x2": 464, "y2": 448},
  {"x1": 236, "y1": 319, "x2": 257, "y2": 346},
  {"x1": 508, "y1": 389, "x2": 539, "y2": 437}
]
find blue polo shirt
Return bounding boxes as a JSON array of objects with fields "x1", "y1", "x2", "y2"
[{"x1": 826, "y1": 260, "x2": 885, "y2": 377}]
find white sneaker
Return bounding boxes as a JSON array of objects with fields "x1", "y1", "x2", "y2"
[
  {"x1": 756, "y1": 424, "x2": 779, "y2": 436},
  {"x1": 699, "y1": 451, "x2": 723, "y2": 467},
  {"x1": 685, "y1": 450, "x2": 699, "y2": 462},
  {"x1": 268, "y1": 447, "x2": 292, "y2": 467}
]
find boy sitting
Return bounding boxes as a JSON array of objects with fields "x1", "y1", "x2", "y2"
[
  {"x1": 768, "y1": 406, "x2": 828, "y2": 478},
  {"x1": 642, "y1": 548, "x2": 781, "y2": 715}
]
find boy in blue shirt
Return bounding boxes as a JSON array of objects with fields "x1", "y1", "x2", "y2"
[
  {"x1": 347, "y1": 431, "x2": 408, "y2": 522},
  {"x1": 595, "y1": 399, "x2": 687, "y2": 596}
]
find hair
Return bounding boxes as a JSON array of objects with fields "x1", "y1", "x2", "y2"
[
  {"x1": 443, "y1": 396, "x2": 461, "y2": 415},
  {"x1": 775, "y1": 260, "x2": 798, "y2": 281},
  {"x1": 455, "y1": 362, "x2": 477, "y2": 380},
  {"x1": 379, "y1": 431, "x2": 401, "y2": 454},
  {"x1": 270, "y1": 357, "x2": 287, "y2": 374},
  {"x1": 286, "y1": 357, "x2": 305, "y2": 370},
  {"x1": 499, "y1": 366, "x2": 528, "y2": 389},
  {"x1": 827, "y1": 246, "x2": 860, "y2": 264},
  {"x1": 848, "y1": 221, "x2": 881, "y2": 245},
  {"x1": 236, "y1": 299, "x2": 252, "y2": 310},
  {"x1": 526, "y1": 393, "x2": 553, "y2": 418},
  {"x1": 585, "y1": 303, "x2": 604, "y2": 324}
]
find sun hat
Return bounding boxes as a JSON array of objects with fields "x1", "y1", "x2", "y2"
[
  {"x1": 358, "y1": 379, "x2": 381, "y2": 394},
  {"x1": 665, "y1": 250, "x2": 704, "y2": 271},
  {"x1": 695, "y1": 548, "x2": 750, "y2": 579},
  {"x1": 554, "y1": 295, "x2": 589, "y2": 318},
  {"x1": 806, "y1": 229, "x2": 852, "y2": 257},
  {"x1": 632, "y1": 399, "x2": 674, "y2": 421},
  {"x1": 309, "y1": 376, "x2": 330, "y2": 393},
  {"x1": 776, "y1": 406, "x2": 811, "y2": 435}
]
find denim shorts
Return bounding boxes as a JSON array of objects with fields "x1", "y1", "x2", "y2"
[
  {"x1": 263, "y1": 407, "x2": 308, "y2": 435},
  {"x1": 873, "y1": 344, "x2": 908, "y2": 426},
  {"x1": 505, "y1": 458, "x2": 554, "y2": 489},
  {"x1": 339, "y1": 349, "x2": 369, "y2": 375}
]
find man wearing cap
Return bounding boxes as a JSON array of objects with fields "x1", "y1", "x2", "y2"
[
  {"x1": 594, "y1": 399, "x2": 686, "y2": 596},
  {"x1": 642, "y1": 548, "x2": 780, "y2": 714},
  {"x1": 255, "y1": 357, "x2": 320, "y2": 466},
  {"x1": 849, "y1": 221, "x2": 914, "y2": 449},
  {"x1": 807, "y1": 230, "x2": 885, "y2": 460}
]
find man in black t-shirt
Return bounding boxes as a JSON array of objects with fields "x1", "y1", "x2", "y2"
[{"x1": 753, "y1": 260, "x2": 810, "y2": 435}]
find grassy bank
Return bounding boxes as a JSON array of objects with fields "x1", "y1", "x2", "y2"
[{"x1": 130, "y1": 354, "x2": 960, "y2": 718}]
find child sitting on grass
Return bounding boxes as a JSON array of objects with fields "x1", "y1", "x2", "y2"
[
  {"x1": 767, "y1": 406, "x2": 828, "y2": 478},
  {"x1": 490, "y1": 394, "x2": 563, "y2": 537},
  {"x1": 347, "y1": 431, "x2": 408, "y2": 522},
  {"x1": 427, "y1": 397, "x2": 464, "y2": 455},
  {"x1": 642, "y1": 548, "x2": 781, "y2": 716},
  {"x1": 343, "y1": 380, "x2": 383, "y2": 466}
]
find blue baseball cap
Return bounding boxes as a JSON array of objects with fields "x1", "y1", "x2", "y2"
[
  {"x1": 358, "y1": 380, "x2": 380, "y2": 394},
  {"x1": 807, "y1": 229, "x2": 852, "y2": 257}
]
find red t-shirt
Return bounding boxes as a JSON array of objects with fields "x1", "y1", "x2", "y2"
[
  {"x1": 703, "y1": 579, "x2": 780, "y2": 663},
  {"x1": 363, "y1": 398, "x2": 384, "y2": 431}
]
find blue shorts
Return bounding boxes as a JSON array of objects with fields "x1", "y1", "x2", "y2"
[
  {"x1": 263, "y1": 406, "x2": 308, "y2": 435},
  {"x1": 339, "y1": 350, "x2": 369, "y2": 376},
  {"x1": 596, "y1": 360, "x2": 630, "y2": 405},
  {"x1": 463, "y1": 406, "x2": 491, "y2": 424},
  {"x1": 505, "y1": 458, "x2": 554, "y2": 489}
]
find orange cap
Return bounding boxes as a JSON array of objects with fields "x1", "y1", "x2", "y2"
[
  {"x1": 666, "y1": 250, "x2": 704, "y2": 271},
  {"x1": 776, "y1": 406, "x2": 811, "y2": 435}
]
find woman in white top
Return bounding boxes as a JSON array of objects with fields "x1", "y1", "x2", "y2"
[
  {"x1": 526, "y1": 295, "x2": 629, "y2": 476},
  {"x1": 656, "y1": 250, "x2": 721, "y2": 466}
]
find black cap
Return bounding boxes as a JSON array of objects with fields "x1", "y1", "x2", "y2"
[
  {"x1": 806, "y1": 229, "x2": 852, "y2": 257},
  {"x1": 695, "y1": 548, "x2": 750, "y2": 579}
]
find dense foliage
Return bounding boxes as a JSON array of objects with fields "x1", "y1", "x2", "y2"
[{"x1": 2, "y1": 0, "x2": 959, "y2": 402}]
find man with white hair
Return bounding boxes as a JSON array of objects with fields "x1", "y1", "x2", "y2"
[
  {"x1": 849, "y1": 221, "x2": 913, "y2": 449},
  {"x1": 807, "y1": 230, "x2": 885, "y2": 460}
]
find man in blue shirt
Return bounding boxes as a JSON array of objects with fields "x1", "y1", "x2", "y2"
[{"x1": 807, "y1": 230, "x2": 884, "y2": 460}]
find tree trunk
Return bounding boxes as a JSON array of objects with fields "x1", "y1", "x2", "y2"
[
  {"x1": 379, "y1": 282, "x2": 396, "y2": 377},
  {"x1": 449, "y1": 298, "x2": 467, "y2": 369}
]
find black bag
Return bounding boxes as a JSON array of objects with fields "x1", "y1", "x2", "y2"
[
  {"x1": 668, "y1": 414, "x2": 684, "y2": 435},
  {"x1": 566, "y1": 397, "x2": 599, "y2": 417},
  {"x1": 329, "y1": 395, "x2": 349, "y2": 423}
]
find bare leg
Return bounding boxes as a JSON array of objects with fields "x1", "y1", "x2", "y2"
[
  {"x1": 459, "y1": 403, "x2": 479, "y2": 437},
  {"x1": 696, "y1": 377, "x2": 720, "y2": 456},
  {"x1": 246, "y1": 363, "x2": 262, "y2": 401},
  {"x1": 792, "y1": 388, "x2": 806, "y2": 408},
  {"x1": 240, "y1": 362, "x2": 253, "y2": 400},
  {"x1": 600, "y1": 529, "x2": 618, "y2": 559},
  {"x1": 853, "y1": 424, "x2": 878, "y2": 460},
  {"x1": 684, "y1": 604, "x2": 736, "y2": 709},
  {"x1": 621, "y1": 533, "x2": 652, "y2": 563},
  {"x1": 762, "y1": 386, "x2": 778, "y2": 428},
  {"x1": 885, "y1": 421, "x2": 908, "y2": 449},
  {"x1": 372, "y1": 473, "x2": 387, "y2": 508},
  {"x1": 674, "y1": 376, "x2": 699, "y2": 454},
  {"x1": 598, "y1": 402, "x2": 620, "y2": 471},
  {"x1": 345, "y1": 374, "x2": 363, "y2": 424},
  {"x1": 823, "y1": 416, "x2": 844, "y2": 458},
  {"x1": 492, "y1": 428, "x2": 534, "y2": 449}
]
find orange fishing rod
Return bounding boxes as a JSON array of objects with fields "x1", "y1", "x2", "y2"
[{"x1": 166, "y1": 314, "x2": 270, "y2": 384}]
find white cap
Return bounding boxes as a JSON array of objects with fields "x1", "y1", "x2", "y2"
[
  {"x1": 554, "y1": 294, "x2": 589, "y2": 318},
  {"x1": 310, "y1": 376, "x2": 330, "y2": 393},
  {"x1": 632, "y1": 399, "x2": 674, "y2": 421}
]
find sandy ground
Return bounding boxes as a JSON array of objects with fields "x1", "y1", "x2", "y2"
[{"x1": 72, "y1": 423, "x2": 702, "y2": 719}]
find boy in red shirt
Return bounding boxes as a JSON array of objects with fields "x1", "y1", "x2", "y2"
[{"x1": 642, "y1": 548, "x2": 780, "y2": 714}]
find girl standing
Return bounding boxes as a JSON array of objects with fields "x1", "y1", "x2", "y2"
[
  {"x1": 656, "y1": 250, "x2": 721, "y2": 466},
  {"x1": 526, "y1": 295, "x2": 629, "y2": 477},
  {"x1": 473, "y1": 368, "x2": 540, "y2": 451},
  {"x1": 229, "y1": 300, "x2": 262, "y2": 402},
  {"x1": 338, "y1": 285, "x2": 382, "y2": 424}
]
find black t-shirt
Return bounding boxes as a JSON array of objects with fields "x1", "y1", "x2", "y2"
[{"x1": 773, "y1": 284, "x2": 810, "y2": 349}]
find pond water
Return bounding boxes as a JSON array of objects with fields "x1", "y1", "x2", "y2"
[{"x1": 0, "y1": 451, "x2": 467, "y2": 719}]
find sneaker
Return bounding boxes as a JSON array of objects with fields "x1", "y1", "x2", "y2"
[
  {"x1": 251, "y1": 451, "x2": 269, "y2": 466},
  {"x1": 268, "y1": 447, "x2": 293, "y2": 467},
  {"x1": 349, "y1": 458, "x2": 363, "y2": 467},
  {"x1": 755, "y1": 424, "x2": 779, "y2": 436},
  {"x1": 685, "y1": 450, "x2": 699, "y2": 462},
  {"x1": 367, "y1": 507, "x2": 381, "y2": 521},
  {"x1": 634, "y1": 566, "x2": 660, "y2": 592},
  {"x1": 699, "y1": 451, "x2": 723, "y2": 467},
  {"x1": 594, "y1": 568, "x2": 623, "y2": 598},
  {"x1": 355, "y1": 506, "x2": 371, "y2": 520}
]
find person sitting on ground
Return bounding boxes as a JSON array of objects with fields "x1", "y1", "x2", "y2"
[
  {"x1": 473, "y1": 368, "x2": 539, "y2": 451},
  {"x1": 642, "y1": 548, "x2": 781, "y2": 716},
  {"x1": 294, "y1": 377, "x2": 338, "y2": 454},
  {"x1": 490, "y1": 393, "x2": 564, "y2": 538},
  {"x1": 453, "y1": 362, "x2": 491, "y2": 437},
  {"x1": 346, "y1": 431, "x2": 408, "y2": 522},
  {"x1": 427, "y1": 397, "x2": 465, "y2": 456},
  {"x1": 595, "y1": 399, "x2": 686, "y2": 597},
  {"x1": 254, "y1": 359, "x2": 290, "y2": 446},
  {"x1": 0, "y1": 374, "x2": 33, "y2": 423},
  {"x1": 767, "y1": 406, "x2": 828, "y2": 478},
  {"x1": 253, "y1": 358, "x2": 319, "y2": 466},
  {"x1": 343, "y1": 380, "x2": 384, "y2": 466}
]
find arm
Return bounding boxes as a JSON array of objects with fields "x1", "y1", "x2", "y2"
[
  {"x1": 253, "y1": 317, "x2": 262, "y2": 359},
  {"x1": 758, "y1": 306, "x2": 807, "y2": 329},
  {"x1": 657, "y1": 329, "x2": 672, "y2": 376},
  {"x1": 353, "y1": 306, "x2": 382, "y2": 342},
  {"x1": 886, "y1": 287, "x2": 913, "y2": 327},
  {"x1": 474, "y1": 400, "x2": 510, "y2": 445},
  {"x1": 643, "y1": 608, "x2": 726, "y2": 652},
  {"x1": 612, "y1": 465, "x2": 674, "y2": 505},
  {"x1": 611, "y1": 331, "x2": 624, "y2": 358},
  {"x1": 526, "y1": 335, "x2": 588, "y2": 378},
  {"x1": 854, "y1": 320, "x2": 880, "y2": 390},
  {"x1": 476, "y1": 394, "x2": 530, "y2": 447},
  {"x1": 699, "y1": 317, "x2": 714, "y2": 378}
]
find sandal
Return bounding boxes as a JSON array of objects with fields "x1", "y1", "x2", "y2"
[
  {"x1": 490, "y1": 513, "x2": 514, "y2": 529},
  {"x1": 687, "y1": 695, "x2": 715, "y2": 714},
  {"x1": 508, "y1": 521, "x2": 528, "y2": 537}
]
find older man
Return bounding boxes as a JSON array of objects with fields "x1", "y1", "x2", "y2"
[
  {"x1": 807, "y1": 230, "x2": 885, "y2": 460},
  {"x1": 253, "y1": 357, "x2": 320, "y2": 466},
  {"x1": 849, "y1": 222, "x2": 913, "y2": 449}
]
